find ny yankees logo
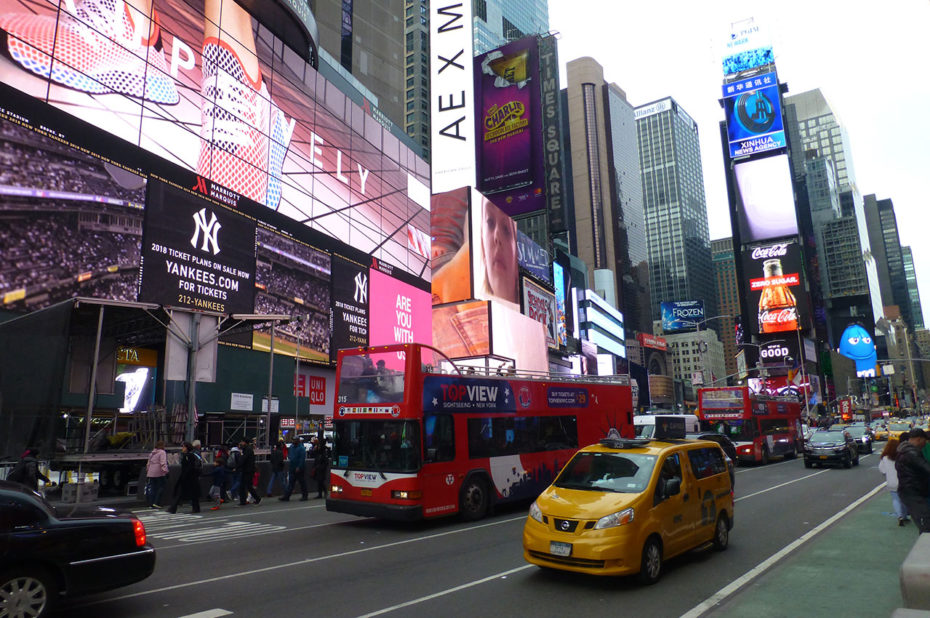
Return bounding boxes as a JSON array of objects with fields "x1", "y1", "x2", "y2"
[
  {"x1": 354, "y1": 271, "x2": 368, "y2": 304},
  {"x1": 191, "y1": 208, "x2": 221, "y2": 255}
]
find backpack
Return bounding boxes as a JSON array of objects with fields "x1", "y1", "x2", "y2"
[
  {"x1": 226, "y1": 450, "x2": 241, "y2": 471},
  {"x1": 6, "y1": 461, "x2": 26, "y2": 483}
]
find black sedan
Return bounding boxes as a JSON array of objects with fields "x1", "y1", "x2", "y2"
[
  {"x1": 0, "y1": 481, "x2": 156, "y2": 617},
  {"x1": 804, "y1": 430, "x2": 860, "y2": 468},
  {"x1": 844, "y1": 425, "x2": 874, "y2": 454}
]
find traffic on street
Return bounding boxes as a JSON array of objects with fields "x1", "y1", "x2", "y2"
[{"x1": 52, "y1": 452, "x2": 899, "y2": 618}]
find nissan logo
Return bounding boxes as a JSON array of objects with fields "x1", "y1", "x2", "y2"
[{"x1": 560, "y1": 520, "x2": 571, "y2": 531}]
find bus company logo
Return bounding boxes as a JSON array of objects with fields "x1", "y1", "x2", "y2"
[
  {"x1": 445, "y1": 474, "x2": 454, "y2": 486},
  {"x1": 352, "y1": 472, "x2": 379, "y2": 482},
  {"x1": 391, "y1": 405, "x2": 400, "y2": 417},
  {"x1": 517, "y1": 386, "x2": 531, "y2": 408}
]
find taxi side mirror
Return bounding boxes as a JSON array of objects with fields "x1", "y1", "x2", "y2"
[{"x1": 664, "y1": 477, "x2": 681, "y2": 497}]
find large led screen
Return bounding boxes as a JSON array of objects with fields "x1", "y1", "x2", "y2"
[
  {"x1": 471, "y1": 191, "x2": 520, "y2": 307},
  {"x1": 431, "y1": 187, "x2": 473, "y2": 305},
  {"x1": 0, "y1": 0, "x2": 430, "y2": 278},
  {"x1": 521, "y1": 277, "x2": 557, "y2": 350},
  {"x1": 723, "y1": 72, "x2": 785, "y2": 158},
  {"x1": 331, "y1": 255, "x2": 369, "y2": 356},
  {"x1": 432, "y1": 300, "x2": 490, "y2": 359},
  {"x1": 517, "y1": 230, "x2": 551, "y2": 284},
  {"x1": 251, "y1": 227, "x2": 331, "y2": 363},
  {"x1": 368, "y1": 267, "x2": 432, "y2": 370},
  {"x1": 661, "y1": 300, "x2": 705, "y2": 333},
  {"x1": 552, "y1": 261, "x2": 568, "y2": 347},
  {"x1": 734, "y1": 154, "x2": 798, "y2": 243},
  {"x1": 0, "y1": 117, "x2": 145, "y2": 310},
  {"x1": 742, "y1": 239, "x2": 807, "y2": 335},
  {"x1": 491, "y1": 302, "x2": 547, "y2": 374},
  {"x1": 140, "y1": 178, "x2": 256, "y2": 314},
  {"x1": 474, "y1": 36, "x2": 545, "y2": 216}
]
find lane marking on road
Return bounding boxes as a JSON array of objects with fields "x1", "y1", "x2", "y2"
[
  {"x1": 358, "y1": 565, "x2": 535, "y2": 617},
  {"x1": 735, "y1": 469, "x2": 830, "y2": 501},
  {"x1": 681, "y1": 483, "x2": 885, "y2": 618},
  {"x1": 177, "y1": 610, "x2": 232, "y2": 618},
  {"x1": 72, "y1": 515, "x2": 529, "y2": 608}
]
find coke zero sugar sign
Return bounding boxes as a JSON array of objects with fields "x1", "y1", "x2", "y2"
[{"x1": 742, "y1": 240, "x2": 808, "y2": 336}]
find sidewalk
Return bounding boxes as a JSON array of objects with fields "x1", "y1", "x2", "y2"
[{"x1": 708, "y1": 487, "x2": 919, "y2": 617}]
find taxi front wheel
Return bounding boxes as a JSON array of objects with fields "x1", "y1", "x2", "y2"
[{"x1": 637, "y1": 537, "x2": 662, "y2": 585}]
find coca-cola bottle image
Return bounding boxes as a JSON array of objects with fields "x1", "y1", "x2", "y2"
[{"x1": 758, "y1": 258, "x2": 797, "y2": 333}]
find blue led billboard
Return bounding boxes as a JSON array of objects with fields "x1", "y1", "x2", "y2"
[
  {"x1": 723, "y1": 72, "x2": 786, "y2": 159},
  {"x1": 661, "y1": 300, "x2": 706, "y2": 333}
]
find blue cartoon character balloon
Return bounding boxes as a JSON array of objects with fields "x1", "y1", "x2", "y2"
[{"x1": 838, "y1": 324, "x2": 877, "y2": 377}]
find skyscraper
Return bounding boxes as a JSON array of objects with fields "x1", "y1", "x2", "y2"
[
  {"x1": 711, "y1": 237, "x2": 740, "y2": 381},
  {"x1": 473, "y1": 0, "x2": 549, "y2": 54},
  {"x1": 561, "y1": 57, "x2": 650, "y2": 333},
  {"x1": 635, "y1": 97, "x2": 717, "y2": 324},
  {"x1": 866, "y1": 196, "x2": 913, "y2": 328},
  {"x1": 902, "y1": 247, "x2": 924, "y2": 330},
  {"x1": 785, "y1": 89, "x2": 857, "y2": 191}
]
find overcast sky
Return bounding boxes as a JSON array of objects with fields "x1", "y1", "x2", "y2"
[{"x1": 549, "y1": 0, "x2": 930, "y2": 327}]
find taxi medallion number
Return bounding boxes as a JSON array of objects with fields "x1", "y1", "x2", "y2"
[
  {"x1": 550, "y1": 541, "x2": 572, "y2": 557},
  {"x1": 361, "y1": 489, "x2": 373, "y2": 496}
]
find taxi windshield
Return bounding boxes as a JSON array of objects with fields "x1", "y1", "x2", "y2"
[{"x1": 554, "y1": 452, "x2": 657, "y2": 493}]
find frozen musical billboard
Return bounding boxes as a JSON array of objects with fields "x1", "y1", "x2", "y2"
[{"x1": 742, "y1": 239, "x2": 808, "y2": 335}]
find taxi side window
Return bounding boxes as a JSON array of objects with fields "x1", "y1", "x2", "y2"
[
  {"x1": 687, "y1": 447, "x2": 727, "y2": 480},
  {"x1": 654, "y1": 453, "x2": 682, "y2": 505}
]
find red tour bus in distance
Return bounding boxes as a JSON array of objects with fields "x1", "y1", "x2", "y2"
[
  {"x1": 697, "y1": 386, "x2": 802, "y2": 465},
  {"x1": 326, "y1": 343, "x2": 634, "y2": 521}
]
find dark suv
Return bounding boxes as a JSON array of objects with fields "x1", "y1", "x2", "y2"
[
  {"x1": 844, "y1": 425, "x2": 873, "y2": 454},
  {"x1": 804, "y1": 430, "x2": 860, "y2": 468}
]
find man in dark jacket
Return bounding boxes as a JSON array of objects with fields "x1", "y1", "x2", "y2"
[
  {"x1": 895, "y1": 428, "x2": 930, "y2": 532},
  {"x1": 238, "y1": 437, "x2": 262, "y2": 506},
  {"x1": 7, "y1": 448, "x2": 52, "y2": 491},
  {"x1": 168, "y1": 442, "x2": 201, "y2": 514},
  {"x1": 279, "y1": 436, "x2": 308, "y2": 501},
  {"x1": 266, "y1": 440, "x2": 286, "y2": 497}
]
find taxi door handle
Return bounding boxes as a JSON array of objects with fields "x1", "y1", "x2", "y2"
[{"x1": 682, "y1": 493, "x2": 689, "y2": 502}]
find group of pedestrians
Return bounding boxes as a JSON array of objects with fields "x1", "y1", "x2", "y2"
[
  {"x1": 879, "y1": 428, "x2": 930, "y2": 532},
  {"x1": 144, "y1": 434, "x2": 328, "y2": 514}
]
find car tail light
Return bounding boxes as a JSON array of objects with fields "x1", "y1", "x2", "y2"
[{"x1": 133, "y1": 519, "x2": 146, "y2": 547}]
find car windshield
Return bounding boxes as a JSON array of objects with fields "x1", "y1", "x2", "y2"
[
  {"x1": 846, "y1": 427, "x2": 867, "y2": 437},
  {"x1": 554, "y1": 452, "x2": 657, "y2": 494},
  {"x1": 889, "y1": 423, "x2": 911, "y2": 431},
  {"x1": 811, "y1": 431, "x2": 844, "y2": 442}
]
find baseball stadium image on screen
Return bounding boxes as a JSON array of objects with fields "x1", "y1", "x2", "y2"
[
  {"x1": 0, "y1": 0, "x2": 431, "y2": 280},
  {"x1": 0, "y1": 116, "x2": 145, "y2": 310}
]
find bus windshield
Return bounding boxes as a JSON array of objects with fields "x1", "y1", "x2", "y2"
[
  {"x1": 337, "y1": 352, "x2": 406, "y2": 404},
  {"x1": 332, "y1": 420, "x2": 420, "y2": 473}
]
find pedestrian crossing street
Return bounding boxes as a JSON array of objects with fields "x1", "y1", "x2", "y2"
[{"x1": 134, "y1": 509, "x2": 286, "y2": 544}]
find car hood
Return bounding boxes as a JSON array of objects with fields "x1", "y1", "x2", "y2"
[
  {"x1": 537, "y1": 486, "x2": 639, "y2": 519},
  {"x1": 809, "y1": 440, "x2": 843, "y2": 447}
]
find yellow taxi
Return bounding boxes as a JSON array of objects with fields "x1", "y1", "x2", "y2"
[
  {"x1": 872, "y1": 425, "x2": 890, "y2": 441},
  {"x1": 886, "y1": 422, "x2": 913, "y2": 440},
  {"x1": 522, "y1": 426, "x2": 734, "y2": 584}
]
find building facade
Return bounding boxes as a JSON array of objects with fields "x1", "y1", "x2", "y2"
[
  {"x1": 635, "y1": 97, "x2": 717, "y2": 324},
  {"x1": 473, "y1": 0, "x2": 549, "y2": 54},
  {"x1": 711, "y1": 237, "x2": 740, "y2": 381},
  {"x1": 902, "y1": 247, "x2": 924, "y2": 330}
]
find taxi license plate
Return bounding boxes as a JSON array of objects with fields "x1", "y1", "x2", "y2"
[
  {"x1": 361, "y1": 489, "x2": 373, "y2": 496},
  {"x1": 550, "y1": 541, "x2": 572, "y2": 557},
  {"x1": 819, "y1": 455, "x2": 828, "y2": 460}
]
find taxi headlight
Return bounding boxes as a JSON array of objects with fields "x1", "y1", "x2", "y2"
[
  {"x1": 529, "y1": 501, "x2": 544, "y2": 523},
  {"x1": 594, "y1": 507, "x2": 635, "y2": 530}
]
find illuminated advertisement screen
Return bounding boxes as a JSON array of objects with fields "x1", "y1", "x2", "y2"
[
  {"x1": 432, "y1": 300, "x2": 490, "y2": 359},
  {"x1": 491, "y1": 302, "x2": 547, "y2": 374},
  {"x1": 474, "y1": 36, "x2": 545, "y2": 216},
  {"x1": 521, "y1": 277, "x2": 557, "y2": 349},
  {"x1": 742, "y1": 239, "x2": 807, "y2": 335},
  {"x1": 431, "y1": 188, "x2": 473, "y2": 305},
  {"x1": 734, "y1": 154, "x2": 798, "y2": 242},
  {"x1": 723, "y1": 72, "x2": 785, "y2": 158},
  {"x1": 661, "y1": 300, "x2": 705, "y2": 333},
  {"x1": 722, "y1": 19, "x2": 774, "y2": 77},
  {"x1": 331, "y1": 255, "x2": 369, "y2": 356},
  {"x1": 0, "y1": 0, "x2": 430, "y2": 278},
  {"x1": 115, "y1": 347, "x2": 158, "y2": 413},
  {"x1": 368, "y1": 267, "x2": 432, "y2": 370},
  {"x1": 252, "y1": 227, "x2": 331, "y2": 363},
  {"x1": 517, "y1": 230, "x2": 551, "y2": 284},
  {"x1": 471, "y1": 191, "x2": 520, "y2": 306},
  {"x1": 552, "y1": 262, "x2": 568, "y2": 347},
  {"x1": 0, "y1": 116, "x2": 145, "y2": 310},
  {"x1": 140, "y1": 179, "x2": 256, "y2": 314}
]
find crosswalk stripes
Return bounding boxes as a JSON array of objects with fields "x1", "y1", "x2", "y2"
[{"x1": 149, "y1": 520, "x2": 286, "y2": 543}]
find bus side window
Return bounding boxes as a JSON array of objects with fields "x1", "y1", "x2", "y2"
[{"x1": 425, "y1": 415, "x2": 455, "y2": 463}]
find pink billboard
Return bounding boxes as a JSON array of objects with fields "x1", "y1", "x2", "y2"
[{"x1": 369, "y1": 268, "x2": 432, "y2": 369}]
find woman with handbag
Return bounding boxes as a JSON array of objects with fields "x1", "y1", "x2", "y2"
[{"x1": 145, "y1": 440, "x2": 169, "y2": 508}]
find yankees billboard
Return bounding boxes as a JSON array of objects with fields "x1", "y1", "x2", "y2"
[
  {"x1": 139, "y1": 178, "x2": 256, "y2": 314},
  {"x1": 331, "y1": 255, "x2": 370, "y2": 357}
]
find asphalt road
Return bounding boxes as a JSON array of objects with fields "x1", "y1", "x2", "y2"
[{"x1": 55, "y1": 452, "x2": 887, "y2": 618}]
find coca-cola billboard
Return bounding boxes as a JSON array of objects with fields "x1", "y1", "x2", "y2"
[{"x1": 742, "y1": 239, "x2": 809, "y2": 336}]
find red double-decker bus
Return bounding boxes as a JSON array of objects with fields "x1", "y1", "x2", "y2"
[
  {"x1": 325, "y1": 343, "x2": 633, "y2": 521},
  {"x1": 697, "y1": 386, "x2": 802, "y2": 465}
]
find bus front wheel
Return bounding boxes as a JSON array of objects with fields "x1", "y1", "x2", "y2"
[{"x1": 459, "y1": 477, "x2": 489, "y2": 521}]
